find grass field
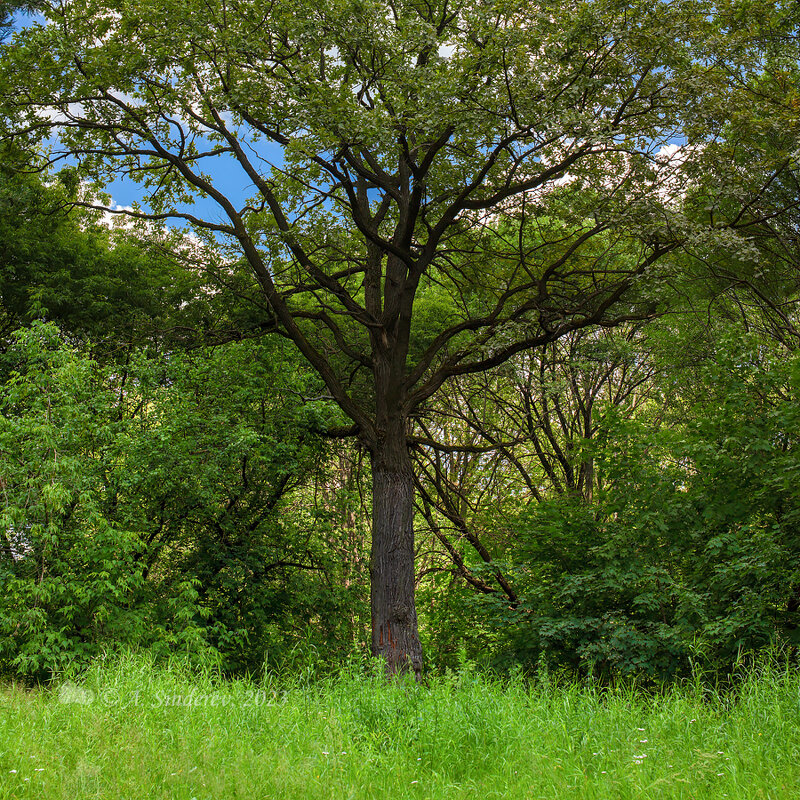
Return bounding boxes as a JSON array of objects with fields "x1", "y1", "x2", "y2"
[{"x1": 1, "y1": 654, "x2": 799, "y2": 799}]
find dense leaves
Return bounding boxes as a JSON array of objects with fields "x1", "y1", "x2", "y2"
[
  {"x1": 426, "y1": 326, "x2": 800, "y2": 678},
  {"x1": 0, "y1": 323, "x2": 364, "y2": 679}
]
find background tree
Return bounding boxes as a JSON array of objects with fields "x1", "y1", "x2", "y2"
[
  {"x1": 3, "y1": 0, "x2": 798, "y2": 674},
  {"x1": 0, "y1": 155, "x2": 299, "y2": 362},
  {"x1": 0, "y1": 322, "x2": 363, "y2": 680}
]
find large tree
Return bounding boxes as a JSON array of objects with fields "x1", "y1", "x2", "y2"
[{"x1": 2, "y1": 0, "x2": 797, "y2": 674}]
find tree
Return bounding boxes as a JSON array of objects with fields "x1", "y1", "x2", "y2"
[
  {"x1": 411, "y1": 324, "x2": 659, "y2": 623},
  {"x1": 504, "y1": 322, "x2": 800, "y2": 679},
  {"x1": 3, "y1": 0, "x2": 797, "y2": 674},
  {"x1": 0, "y1": 322, "x2": 349, "y2": 679},
  {"x1": 0, "y1": 159, "x2": 194, "y2": 354},
  {"x1": 0, "y1": 151, "x2": 297, "y2": 360}
]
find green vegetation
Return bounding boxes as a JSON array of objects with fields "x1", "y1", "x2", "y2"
[
  {"x1": 3, "y1": 0, "x2": 799, "y2": 674},
  {"x1": 0, "y1": 3, "x2": 799, "y2": 794},
  {"x1": 0, "y1": 4, "x2": 799, "y2": 786},
  {"x1": 2, "y1": 654, "x2": 800, "y2": 799},
  {"x1": 0, "y1": 322, "x2": 361, "y2": 680},
  {"x1": 4, "y1": 312, "x2": 800, "y2": 684}
]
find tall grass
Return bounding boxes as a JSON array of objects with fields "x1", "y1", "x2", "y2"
[{"x1": 1, "y1": 652, "x2": 799, "y2": 799}]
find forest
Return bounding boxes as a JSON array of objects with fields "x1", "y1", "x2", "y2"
[{"x1": 1, "y1": 0, "x2": 800, "y2": 688}]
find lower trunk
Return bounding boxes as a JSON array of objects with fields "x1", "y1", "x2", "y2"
[{"x1": 370, "y1": 436, "x2": 423, "y2": 678}]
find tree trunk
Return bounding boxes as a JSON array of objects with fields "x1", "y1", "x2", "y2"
[{"x1": 369, "y1": 421, "x2": 423, "y2": 679}]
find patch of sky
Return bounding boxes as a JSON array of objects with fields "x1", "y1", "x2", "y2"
[{"x1": 7, "y1": 8, "x2": 286, "y2": 231}]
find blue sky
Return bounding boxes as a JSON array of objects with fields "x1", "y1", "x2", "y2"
[{"x1": 10, "y1": 10, "x2": 286, "y2": 229}]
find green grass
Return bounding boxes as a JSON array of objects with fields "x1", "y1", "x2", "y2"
[{"x1": 1, "y1": 653, "x2": 799, "y2": 799}]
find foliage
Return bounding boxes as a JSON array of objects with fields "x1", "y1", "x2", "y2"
[
  {"x1": 0, "y1": 152, "x2": 290, "y2": 371},
  {"x1": 472, "y1": 330, "x2": 800, "y2": 678},
  {"x1": 1, "y1": 0, "x2": 799, "y2": 678},
  {"x1": 5, "y1": 0, "x2": 799, "y2": 671},
  {"x1": 0, "y1": 322, "x2": 361, "y2": 680}
]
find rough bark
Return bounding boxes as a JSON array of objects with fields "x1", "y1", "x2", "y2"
[{"x1": 369, "y1": 422, "x2": 423, "y2": 679}]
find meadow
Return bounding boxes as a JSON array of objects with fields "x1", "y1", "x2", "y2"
[{"x1": 1, "y1": 654, "x2": 799, "y2": 799}]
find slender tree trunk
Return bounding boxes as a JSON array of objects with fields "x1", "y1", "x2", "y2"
[
  {"x1": 787, "y1": 585, "x2": 800, "y2": 629},
  {"x1": 369, "y1": 417, "x2": 423, "y2": 678}
]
